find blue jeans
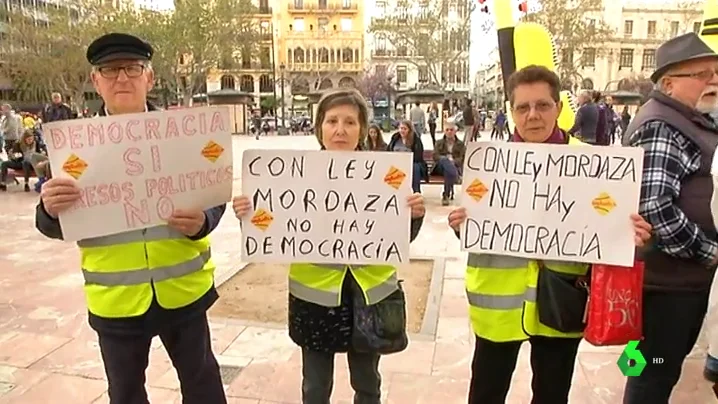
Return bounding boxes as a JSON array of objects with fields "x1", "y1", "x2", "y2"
[
  {"x1": 436, "y1": 157, "x2": 458, "y2": 196},
  {"x1": 412, "y1": 163, "x2": 423, "y2": 193}
]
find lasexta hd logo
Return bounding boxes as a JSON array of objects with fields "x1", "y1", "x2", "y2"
[{"x1": 617, "y1": 340, "x2": 647, "y2": 376}]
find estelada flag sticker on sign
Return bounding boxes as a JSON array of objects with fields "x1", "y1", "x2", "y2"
[
  {"x1": 383, "y1": 165, "x2": 406, "y2": 190},
  {"x1": 250, "y1": 208, "x2": 273, "y2": 231},
  {"x1": 201, "y1": 140, "x2": 224, "y2": 163},
  {"x1": 466, "y1": 178, "x2": 489, "y2": 202},
  {"x1": 62, "y1": 153, "x2": 89, "y2": 179},
  {"x1": 591, "y1": 192, "x2": 617, "y2": 216}
]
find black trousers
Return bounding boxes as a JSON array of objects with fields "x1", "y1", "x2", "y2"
[
  {"x1": 301, "y1": 347, "x2": 381, "y2": 404},
  {"x1": 98, "y1": 313, "x2": 226, "y2": 404},
  {"x1": 623, "y1": 289, "x2": 710, "y2": 404},
  {"x1": 468, "y1": 335, "x2": 581, "y2": 404}
]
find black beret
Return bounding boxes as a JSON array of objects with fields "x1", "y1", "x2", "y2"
[{"x1": 86, "y1": 33, "x2": 154, "y2": 65}]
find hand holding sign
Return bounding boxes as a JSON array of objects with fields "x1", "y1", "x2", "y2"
[
  {"x1": 40, "y1": 178, "x2": 82, "y2": 218},
  {"x1": 167, "y1": 209, "x2": 206, "y2": 237},
  {"x1": 232, "y1": 195, "x2": 252, "y2": 219},
  {"x1": 631, "y1": 213, "x2": 652, "y2": 247},
  {"x1": 448, "y1": 207, "x2": 467, "y2": 232},
  {"x1": 407, "y1": 193, "x2": 426, "y2": 218}
]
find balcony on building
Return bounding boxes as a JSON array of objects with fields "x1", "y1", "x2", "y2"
[
  {"x1": 256, "y1": 5, "x2": 272, "y2": 15},
  {"x1": 285, "y1": 29, "x2": 363, "y2": 42},
  {"x1": 288, "y1": 0, "x2": 359, "y2": 14},
  {"x1": 286, "y1": 46, "x2": 363, "y2": 73}
]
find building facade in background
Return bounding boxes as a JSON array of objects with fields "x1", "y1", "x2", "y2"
[
  {"x1": 474, "y1": 1, "x2": 701, "y2": 109},
  {"x1": 367, "y1": 0, "x2": 472, "y2": 96},
  {"x1": 205, "y1": 0, "x2": 365, "y2": 117}
]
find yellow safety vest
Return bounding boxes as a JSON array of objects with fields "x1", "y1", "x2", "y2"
[
  {"x1": 289, "y1": 263, "x2": 398, "y2": 307},
  {"x1": 77, "y1": 225, "x2": 215, "y2": 318},
  {"x1": 466, "y1": 254, "x2": 589, "y2": 342},
  {"x1": 465, "y1": 135, "x2": 590, "y2": 342}
]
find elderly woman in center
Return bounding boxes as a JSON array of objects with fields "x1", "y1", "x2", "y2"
[
  {"x1": 232, "y1": 88, "x2": 426, "y2": 404},
  {"x1": 447, "y1": 65, "x2": 653, "y2": 403}
]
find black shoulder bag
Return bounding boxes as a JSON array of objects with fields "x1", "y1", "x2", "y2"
[{"x1": 350, "y1": 279, "x2": 408, "y2": 355}]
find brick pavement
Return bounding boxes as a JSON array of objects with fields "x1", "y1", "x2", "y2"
[{"x1": 0, "y1": 134, "x2": 713, "y2": 403}]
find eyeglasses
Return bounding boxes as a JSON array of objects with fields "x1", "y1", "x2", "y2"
[
  {"x1": 511, "y1": 100, "x2": 556, "y2": 115},
  {"x1": 666, "y1": 69, "x2": 718, "y2": 81},
  {"x1": 96, "y1": 64, "x2": 146, "y2": 79}
]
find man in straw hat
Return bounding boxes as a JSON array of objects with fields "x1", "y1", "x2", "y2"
[
  {"x1": 622, "y1": 32, "x2": 718, "y2": 403},
  {"x1": 35, "y1": 32, "x2": 228, "y2": 404}
]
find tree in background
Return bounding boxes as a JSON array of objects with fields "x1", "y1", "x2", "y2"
[
  {"x1": 0, "y1": 0, "x2": 259, "y2": 108},
  {"x1": 368, "y1": 0, "x2": 473, "y2": 87},
  {"x1": 0, "y1": 0, "x2": 122, "y2": 108},
  {"x1": 357, "y1": 65, "x2": 396, "y2": 106},
  {"x1": 521, "y1": 0, "x2": 614, "y2": 89}
]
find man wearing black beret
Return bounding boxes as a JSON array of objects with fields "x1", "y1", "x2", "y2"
[{"x1": 34, "y1": 32, "x2": 228, "y2": 404}]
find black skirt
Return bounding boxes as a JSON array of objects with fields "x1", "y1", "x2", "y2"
[{"x1": 288, "y1": 273, "x2": 356, "y2": 353}]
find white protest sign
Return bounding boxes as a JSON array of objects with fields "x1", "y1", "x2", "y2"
[
  {"x1": 460, "y1": 141, "x2": 644, "y2": 266},
  {"x1": 240, "y1": 150, "x2": 413, "y2": 265},
  {"x1": 45, "y1": 106, "x2": 234, "y2": 241}
]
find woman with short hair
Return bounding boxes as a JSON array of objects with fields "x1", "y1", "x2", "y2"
[{"x1": 233, "y1": 88, "x2": 426, "y2": 404}]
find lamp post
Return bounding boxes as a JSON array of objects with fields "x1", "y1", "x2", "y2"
[
  {"x1": 262, "y1": 20, "x2": 278, "y2": 129},
  {"x1": 280, "y1": 63, "x2": 286, "y2": 123}
]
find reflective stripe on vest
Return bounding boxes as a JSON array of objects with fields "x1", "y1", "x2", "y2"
[
  {"x1": 77, "y1": 226, "x2": 186, "y2": 248},
  {"x1": 78, "y1": 226, "x2": 208, "y2": 286},
  {"x1": 466, "y1": 287, "x2": 536, "y2": 310},
  {"x1": 289, "y1": 263, "x2": 399, "y2": 307},
  {"x1": 83, "y1": 249, "x2": 211, "y2": 286}
]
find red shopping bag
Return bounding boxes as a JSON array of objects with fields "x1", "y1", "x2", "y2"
[{"x1": 584, "y1": 260, "x2": 644, "y2": 346}]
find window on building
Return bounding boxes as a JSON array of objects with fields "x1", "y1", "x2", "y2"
[
  {"x1": 619, "y1": 48, "x2": 634, "y2": 69},
  {"x1": 695, "y1": 21, "x2": 702, "y2": 33},
  {"x1": 318, "y1": 0, "x2": 327, "y2": 9},
  {"x1": 624, "y1": 20, "x2": 633, "y2": 36},
  {"x1": 397, "y1": 66, "x2": 407, "y2": 84},
  {"x1": 647, "y1": 20, "x2": 656, "y2": 37},
  {"x1": 397, "y1": 45, "x2": 407, "y2": 56},
  {"x1": 582, "y1": 48, "x2": 596, "y2": 67},
  {"x1": 561, "y1": 49, "x2": 573, "y2": 65},
  {"x1": 343, "y1": 0, "x2": 351, "y2": 9},
  {"x1": 376, "y1": 64, "x2": 387, "y2": 76},
  {"x1": 318, "y1": 17, "x2": 328, "y2": 31},
  {"x1": 670, "y1": 21, "x2": 679, "y2": 37},
  {"x1": 293, "y1": 0, "x2": 302, "y2": 9},
  {"x1": 340, "y1": 18, "x2": 352, "y2": 31},
  {"x1": 293, "y1": 18, "x2": 304, "y2": 31},
  {"x1": 375, "y1": 1, "x2": 386, "y2": 17},
  {"x1": 642, "y1": 49, "x2": 656, "y2": 70},
  {"x1": 418, "y1": 66, "x2": 428, "y2": 82}
]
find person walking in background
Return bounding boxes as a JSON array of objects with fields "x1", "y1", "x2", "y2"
[
  {"x1": 620, "y1": 106, "x2": 632, "y2": 137},
  {"x1": 490, "y1": 109, "x2": 506, "y2": 140},
  {"x1": 462, "y1": 98, "x2": 475, "y2": 142},
  {"x1": 1, "y1": 104, "x2": 21, "y2": 155},
  {"x1": 43, "y1": 92, "x2": 74, "y2": 123},
  {"x1": 427, "y1": 102, "x2": 439, "y2": 146},
  {"x1": 409, "y1": 101, "x2": 425, "y2": 139},
  {"x1": 621, "y1": 33, "x2": 718, "y2": 404},
  {"x1": 568, "y1": 90, "x2": 599, "y2": 144},
  {"x1": 593, "y1": 91, "x2": 611, "y2": 145}
]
